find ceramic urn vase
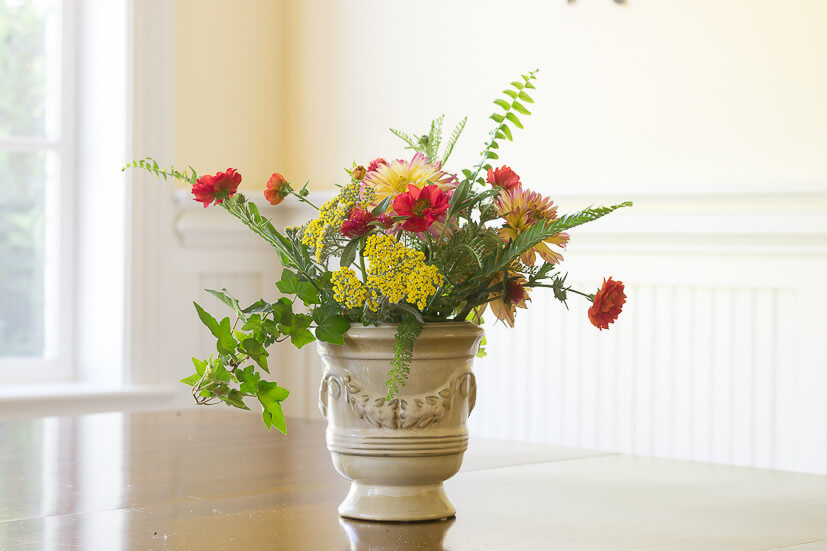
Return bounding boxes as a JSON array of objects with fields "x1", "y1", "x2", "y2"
[{"x1": 317, "y1": 322, "x2": 484, "y2": 522}]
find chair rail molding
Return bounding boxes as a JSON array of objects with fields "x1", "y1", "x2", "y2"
[{"x1": 172, "y1": 186, "x2": 827, "y2": 475}]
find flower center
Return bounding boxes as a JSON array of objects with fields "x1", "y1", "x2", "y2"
[{"x1": 412, "y1": 198, "x2": 430, "y2": 216}]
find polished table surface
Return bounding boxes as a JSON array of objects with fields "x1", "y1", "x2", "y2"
[{"x1": 0, "y1": 409, "x2": 825, "y2": 550}]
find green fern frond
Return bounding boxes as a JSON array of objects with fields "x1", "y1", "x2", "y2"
[
  {"x1": 427, "y1": 114, "x2": 444, "y2": 161},
  {"x1": 385, "y1": 317, "x2": 422, "y2": 401},
  {"x1": 390, "y1": 128, "x2": 419, "y2": 150},
  {"x1": 440, "y1": 117, "x2": 467, "y2": 164},
  {"x1": 483, "y1": 201, "x2": 633, "y2": 275},
  {"x1": 123, "y1": 157, "x2": 198, "y2": 184}
]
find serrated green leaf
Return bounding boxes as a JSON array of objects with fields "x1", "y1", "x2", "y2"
[
  {"x1": 493, "y1": 98, "x2": 510, "y2": 110},
  {"x1": 506, "y1": 112, "x2": 524, "y2": 129}
]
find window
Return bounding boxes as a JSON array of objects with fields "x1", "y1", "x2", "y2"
[{"x1": 0, "y1": 0, "x2": 73, "y2": 380}]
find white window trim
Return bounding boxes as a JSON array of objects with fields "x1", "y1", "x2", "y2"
[{"x1": 0, "y1": 0, "x2": 76, "y2": 382}]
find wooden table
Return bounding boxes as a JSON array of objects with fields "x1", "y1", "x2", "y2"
[{"x1": 0, "y1": 409, "x2": 825, "y2": 550}]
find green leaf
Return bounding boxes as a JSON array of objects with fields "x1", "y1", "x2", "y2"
[
  {"x1": 340, "y1": 238, "x2": 359, "y2": 268},
  {"x1": 276, "y1": 270, "x2": 300, "y2": 294},
  {"x1": 312, "y1": 303, "x2": 351, "y2": 345},
  {"x1": 493, "y1": 98, "x2": 510, "y2": 111},
  {"x1": 490, "y1": 113, "x2": 504, "y2": 123},
  {"x1": 518, "y1": 90, "x2": 534, "y2": 103},
  {"x1": 259, "y1": 383, "x2": 290, "y2": 434},
  {"x1": 486, "y1": 151, "x2": 499, "y2": 160},
  {"x1": 205, "y1": 288, "x2": 246, "y2": 322},
  {"x1": 510, "y1": 81, "x2": 524, "y2": 89},
  {"x1": 241, "y1": 338, "x2": 269, "y2": 373},
  {"x1": 224, "y1": 389, "x2": 250, "y2": 410},
  {"x1": 370, "y1": 195, "x2": 393, "y2": 216},
  {"x1": 215, "y1": 317, "x2": 237, "y2": 356},
  {"x1": 297, "y1": 282, "x2": 320, "y2": 305},
  {"x1": 505, "y1": 112, "x2": 524, "y2": 129},
  {"x1": 180, "y1": 373, "x2": 201, "y2": 386},
  {"x1": 191, "y1": 357, "x2": 207, "y2": 376},
  {"x1": 512, "y1": 101, "x2": 531, "y2": 115},
  {"x1": 261, "y1": 402, "x2": 286, "y2": 434},
  {"x1": 291, "y1": 328, "x2": 315, "y2": 349},
  {"x1": 503, "y1": 89, "x2": 518, "y2": 99},
  {"x1": 193, "y1": 302, "x2": 220, "y2": 335},
  {"x1": 242, "y1": 299, "x2": 268, "y2": 314},
  {"x1": 211, "y1": 363, "x2": 232, "y2": 382},
  {"x1": 500, "y1": 124, "x2": 513, "y2": 141}
]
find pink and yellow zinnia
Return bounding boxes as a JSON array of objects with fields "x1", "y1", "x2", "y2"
[
  {"x1": 496, "y1": 187, "x2": 569, "y2": 265},
  {"x1": 362, "y1": 152, "x2": 457, "y2": 210}
]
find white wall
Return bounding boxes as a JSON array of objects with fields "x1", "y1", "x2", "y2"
[{"x1": 160, "y1": 1, "x2": 827, "y2": 475}]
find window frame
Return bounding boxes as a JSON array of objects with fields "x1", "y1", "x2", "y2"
[{"x1": 0, "y1": 0, "x2": 76, "y2": 382}]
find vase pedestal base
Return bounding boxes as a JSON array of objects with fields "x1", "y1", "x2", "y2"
[{"x1": 338, "y1": 482, "x2": 456, "y2": 522}]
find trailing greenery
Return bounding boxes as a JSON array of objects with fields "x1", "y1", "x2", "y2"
[{"x1": 384, "y1": 317, "x2": 423, "y2": 401}]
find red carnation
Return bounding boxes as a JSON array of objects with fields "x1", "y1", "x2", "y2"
[
  {"x1": 392, "y1": 184, "x2": 450, "y2": 233},
  {"x1": 341, "y1": 208, "x2": 376, "y2": 238},
  {"x1": 588, "y1": 277, "x2": 626, "y2": 330},
  {"x1": 264, "y1": 172, "x2": 289, "y2": 205},
  {"x1": 191, "y1": 168, "x2": 242, "y2": 208},
  {"x1": 367, "y1": 157, "x2": 388, "y2": 173},
  {"x1": 486, "y1": 166, "x2": 521, "y2": 192}
]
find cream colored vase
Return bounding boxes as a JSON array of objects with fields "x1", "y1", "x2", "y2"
[{"x1": 317, "y1": 322, "x2": 484, "y2": 522}]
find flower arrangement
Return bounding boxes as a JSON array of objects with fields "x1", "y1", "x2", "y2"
[{"x1": 126, "y1": 72, "x2": 630, "y2": 434}]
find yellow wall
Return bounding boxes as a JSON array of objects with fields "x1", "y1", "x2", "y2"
[
  {"x1": 176, "y1": 0, "x2": 827, "y2": 193},
  {"x1": 175, "y1": 0, "x2": 285, "y2": 189}
]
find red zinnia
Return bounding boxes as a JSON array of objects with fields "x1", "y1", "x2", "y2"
[
  {"x1": 392, "y1": 184, "x2": 450, "y2": 233},
  {"x1": 191, "y1": 168, "x2": 242, "y2": 208},
  {"x1": 340, "y1": 208, "x2": 376, "y2": 238},
  {"x1": 264, "y1": 172, "x2": 289, "y2": 205},
  {"x1": 367, "y1": 157, "x2": 388, "y2": 173},
  {"x1": 486, "y1": 166, "x2": 521, "y2": 192},
  {"x1": 588, "y1": 277, "x2": 626, "y2": 330}
]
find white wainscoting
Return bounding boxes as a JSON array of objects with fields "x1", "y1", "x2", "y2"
[{"x1": 174, "y1": 188, "x2": 827, "y2": 475}]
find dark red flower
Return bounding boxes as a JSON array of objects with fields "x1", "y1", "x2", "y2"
[
  {"x1": 191, "y1": 168, "x2": 242, "y2": 207},
  {"x1": 377, "y1": 213, "x2": 393, "y2": 229},
  {"x1": 264, "y1": 172, "x2": 289, "y2": 205},
  {"x1": 341, "y1": 208, "x2": 376, "y2": 238},
  {"x1": 486, "y1": 166, "x2": 521, "y2": 192},
  {"x1": 588, "y1": 277, "x2": 626, "y2": 330},
  {"x1": 367, "y1": 157, "x2": 388, "y2": 173},
  {"x1": 392, "y1": 184, "x2": 450, "y2": 233}
]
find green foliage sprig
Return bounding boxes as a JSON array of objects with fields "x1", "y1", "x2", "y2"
[{"x1": 384, "y1": 317, "x2": 423, "y2": 401}]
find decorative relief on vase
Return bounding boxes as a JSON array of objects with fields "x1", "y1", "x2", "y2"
[{"x1": 319, "y1": 370, "x2": 476, "y2": 430}]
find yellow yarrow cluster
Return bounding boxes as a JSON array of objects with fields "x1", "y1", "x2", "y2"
[
  {"x1": 331, "y1": 267, "x2": 368, "y2": 308},
  {"x1": 301, "y1": 181, "x2": 363, "y2": 261},
  {"x1": 364, "y1": 234, "x2": 443, "y2": 310},
  {"x1": 329, "y1": 234, "x2": 443, "y2": 312}
]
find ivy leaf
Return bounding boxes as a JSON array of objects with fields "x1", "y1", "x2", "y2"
[
  {"x1": 297, "y1": 282, "x2": 320, "y2": 305},
  {"x1": 237, "y1": 365, "x2": 261, "y2": 394},
  {"x1": 258, "y1": 382, "x2": 290, "y2": 434},
  {"x1": 276, "y1": 270, "x2": 300, "y2": 294},
  {"x1": 211, "y1": 363, "x2": 232, "y2": 382},
  {"x1": 205, "y1": 288, "x2": 247, "y2": 322},
  {"x1": 224, "y1": 389, "x2": 250, "y2": 410},
  {"x1": 284, "y1": 314, "x2": 315, "y2": 348},
  {"x1": 312, "y1": 303, "x2": 351, "y2": 345},
  {"x1": 215, "y1": 317, "x2": 237, "y2": 356},
  {"x1": 242, "y1": 299, "x2": 269, "y2": 314},
  {"x1": 191, "y1": 357, "x2": 207, "y2": 376},
  {"x1": 180, "y1": 373, "x2": 201, "y2": 386},
  {"x1": 193, "y1": 302, "x2": 220, "y2": 335},
  {"x1": 241, "y1": 338, "x2": 269, "y2": 373}
]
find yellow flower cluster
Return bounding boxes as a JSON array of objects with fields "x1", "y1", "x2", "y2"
[
  {"x1": 364, "y1": 234, "x2": 443, "y2": 310},
  {"x1": 329, "y1": 234, "x2": 444, "y2": 312},
  {"x1": 301, "y1": 181, "x2": 362, "y2": 261},
  {"x1": 331, "y1": 267, "x2": 368, "y2": 308}
]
